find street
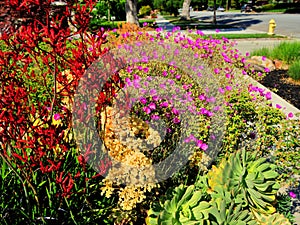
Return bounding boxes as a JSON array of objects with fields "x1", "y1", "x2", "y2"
[{"x1": 190, "y1": 11, "x2": 300, "y2": 38}]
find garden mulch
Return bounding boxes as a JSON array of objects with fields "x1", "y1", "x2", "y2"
[{"x1": 258, "y1": 70, "x2": 300, "y2": 110}]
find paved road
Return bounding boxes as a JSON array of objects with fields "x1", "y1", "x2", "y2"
[{"x1": 190, "y1": 11, "x2": 300, "y2": 38}]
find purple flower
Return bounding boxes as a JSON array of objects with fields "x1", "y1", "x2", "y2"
[
  {"x1": 143, "y1": 106, "x2": 151, "y2": 114},
  {"x1": 264, "y1": 67, "x2": 270, "y2": 73},
  {"x1": 288, "y1": 112, "x2": 294, "y2": 118},
  {"x1": 152, "y1": 95, "x2": 159, "y2": 101},
  {"x1": 289, "y1": 191, "x2": 297, "y2": 199},
  {"x1": 150, "y1": 89, "x2": 157, "y2": 96},
  {"x1": 160, "y1": 102, "x2": 168, "y2": 108},
  {"x1": 262, "y1": 56, "x2": 266, "y2": 61},
  {"x1": 265, "y1": 92, "x2": 272, "y2": 100},
  {"x1": 143, "y1": 22, "x2": 148, "y2": 27},
  {"x1": 53, "y1": 113, "x2": 61, "y2": 121},
  {"x1": 172, "y1": 108, "x2": 179, "y2": 115},
  {"x1": 173, "y1": 117, "x2": 180, "y2": 124},
  {"x1": 198, "y1": 94, "x2": 206, "y2": 101},
  {"x1": 151, "y1": 114, "x2": 160, "y2": 120},
  {"x1": 225, "y1": 86, "x2": 232, "y2": 91},
  {"x1": 140, "y1": 97, "x2": 147, "y2": 104},
  {"x1": 148, "y1": 102, "x2": 156, "y2": 110},
  {"x1": 276, "y1": 104, "x2": 282, "y2": 109}
]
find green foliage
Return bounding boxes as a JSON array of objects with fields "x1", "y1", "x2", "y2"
[
  {"x1": 275, "y1": 193, "x2": 295, "y2": 224},
  {"x1": 251, "y1": 41, "x2": 300, "y2": 65},
  {"x1": 208, "y1": 149, "x2": 280, "y2": 215},
  {"x1": 252, "y1": 211, "x2": 291, "y2": 225},
  {"x1": 139, "y1": 5, "x2": 152, "y2": 17},
  {"x1": 154, "y1": 0, "x2": 183, "y2": 16},
  {"x1": 146, "y1": 149, "x2": 287, "y2": 225},
  {"x1": 288, "y1": 60, "x2": 300, "y2": 80}
]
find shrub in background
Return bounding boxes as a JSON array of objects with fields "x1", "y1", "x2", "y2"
[{"x1": 139, "y1": 5, "x2": 152, "y2": 18}]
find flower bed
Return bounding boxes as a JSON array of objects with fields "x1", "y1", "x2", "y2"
[{"x1": 0, "y1": 1, "x2": 299, "y2": 224}]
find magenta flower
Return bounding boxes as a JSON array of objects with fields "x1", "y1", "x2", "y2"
[
  {"x1": 225, "y1": 86, "x2": 232, "y2": 91},
  {"x1": 148, "y1": 102, "x2": 156, "y2": 110},
  {"x1": 276, "y1": 104, "x2": 282, "y2": 109},
  {"x1": 288, "y1": 112, "x2": 294, "y2": 118},
  {"x1": 172, "y1": 108, "x2": 179, "y2": 115},
  {"x1": 289, "y1": 191, "x2": 296, "y2": 199},
  {"x1": 151, "y1": 114, "x2": 160, "y2": 120},
  {"x1": 265, "y1": 92, "x2": 272, "y2": 100},
  {"x1": 143, "y1": 22, "x2": 148, "y2": 27},
  {"x1": 152, "y1": 95, "x2": 159, "y2": 101},
  {"x1": 262, "y1": 56, "x2": 266, "y2": 61},
  {"x1": 160, "y1": 102, "x2": 168, "y2": 108},
  {"x1": 264, "y1": 67, "x2": 270, "y2": 73},
  {"x1": 53, "y1": 113, "x2": 61, "y2": 121},
  {"x1": 140, "y1": 97, "x2": 147, "y2": 104},
  {"x1": 150, "y1": 89, "x2": 157, "y2": 96},
  {"x1": 173, "y1": 117, "x2": 180, "y2": 124},
  {"x1": 143, "y1": 106, "x2": 151, "y2": 114}
]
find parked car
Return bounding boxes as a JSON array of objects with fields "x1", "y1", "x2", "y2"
[
  {"x1": 217, "y1": 6, "x2": 225, "y2": 11},
  {"x1": 207, "y1": 6, "x2": 214, "y2": 11},
  {"x1": 241, "y1": 4, "x2": 252, "y2": 12}
]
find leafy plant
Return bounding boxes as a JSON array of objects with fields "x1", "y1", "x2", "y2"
[{"x1": 208, "y1": 149, "x2": 280, "y2": 214}]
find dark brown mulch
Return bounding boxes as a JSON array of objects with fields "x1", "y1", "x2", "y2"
[{"x1": 258, "y1": 70, "x2": 300, "y2": 110}]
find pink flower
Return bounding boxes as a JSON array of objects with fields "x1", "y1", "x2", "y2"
[
  {"x1": 172, "y1": 108, "x2": 179, "y2": 115},
  {"x1": 53, "y1": 113, "x2": 61, "y2": 121},
  {"x1": 276, "y1": 104, "x2": 282, "y2": 109},
  {"x1": 150, "y1": 89, "x2": 157, "y2": 96},
  {"x1": 143, "y1": 107, "x2": 151, "y2": 114},
  {"x1": 264, "y1": 67, "x2": 270, "y2": 73},
  {"x1": 173, "y1": 117, "x2": 180, "y2": 124},
  {"x1": 214, "y1": 68, "x2": 220, "y2": 74},
  {"x1": 148, "y1": 102, "x2": 156, "y2": 110},
  {"x1": 265, "y1": 92, "x2": 272, "y2": 100},
  {"x1": 225, "y1": 86, "x2": 232, "y2": 91},
  {"x1": 262, "y1": 56, "x2": 266, "y2": 61},
  {"x1": 289, "y1": 191, "x2": 296, "y2": 199},
  {"x1": 151, "y1": 114, "x2": 160, "y2": 120},
  {"x1": 160, "y1": 102, "x2": 168, "y2": 108},
  {"x1": 140, "y1": 97, "x2": 147, "y2": 104},
  {"x1": 288, "y1": 112, "x2": 294, "y2": 118}
]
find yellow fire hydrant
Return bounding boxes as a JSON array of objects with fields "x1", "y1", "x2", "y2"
[{"x1": 268, "y1": 19, "x2": 276, "y2": 35}]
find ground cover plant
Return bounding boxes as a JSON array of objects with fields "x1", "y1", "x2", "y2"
[{"x1": 0, "y1": 1, "x2": 299, "y2": 224}]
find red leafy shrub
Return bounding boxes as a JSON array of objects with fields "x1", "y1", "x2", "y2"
[{"x1": 0, "y1": 0, "x2": 120, "y2": 223}]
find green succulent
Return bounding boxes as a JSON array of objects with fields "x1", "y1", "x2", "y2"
[
  {"x1": 207, "y1": 149, "x2": 280, "y2": 214},
  {"x1": 252, "y1": 211, "x2": 292, "y2": 225},
  {"x1": 146, "y1": 184, "x2": 210, "y2": 225},
  {"x1": 146, "y1": 182, "x2": 256, "y2": 225}
]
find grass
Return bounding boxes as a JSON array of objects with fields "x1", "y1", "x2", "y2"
[
  {"x1": 90, "y1": 19, "x2": 157, "y2": 30},
  {"x1": 251, "y1": 41, "x2": 300, "y2": 81},
  {"x1": 288, "y1": 61, "x2": 300, "y2": 80},
  {"x1": 251, "y1": 41, "x2": 300, "y2": 64},
  {"x1": 189, "y1": 33, "x2": 287, "y2": 40}
]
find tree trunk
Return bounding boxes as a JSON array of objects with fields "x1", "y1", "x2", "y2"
[
  {"x1": 126, "y1": 0, "x2": 139, "y2": 26},
  {"x1": 180, "y1": 0, "x2": 192, "y2": 20},
  {"x1": 213, "y1": 0, "x2": 217, "y2": 25}
]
